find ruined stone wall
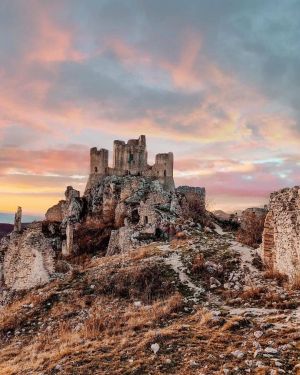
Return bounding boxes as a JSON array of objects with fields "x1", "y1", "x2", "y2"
[
  {"x1": 176, "y1": 186, "x2": 206, "y2": 217},
  {"x1": 237, "y1": 207, "x2": 267, "y2": 248},
  {"x1": 113, "y1": 135, "x2": 147, "y2": 175},
  {"x1": 261, "y1": 186, "x2": 300, "y2": 280},
  {"x1": 150, "y1": 153, "x2": 175, "y2": 192},
  {"x1": 90, "y1": 147, "x2": 108, "y2": 174},
  {"x1": 106, "y1": 226, "x2": 136, "y2": 256}
]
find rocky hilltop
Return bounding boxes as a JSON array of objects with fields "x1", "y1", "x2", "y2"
[
  {"x1": 0, "y1": 219, "x2": 300, "y2": 374},
  {"x1": 0, "y1": 136, "x2": 207, "y2": 292},
  {"x1": 0, "y1": 136, "x2": 299, "y2": 374}
]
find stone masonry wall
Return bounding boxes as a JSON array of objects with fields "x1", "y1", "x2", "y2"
[{"x1": 261, "y1": 186, "x2": 300, "y2": 280}]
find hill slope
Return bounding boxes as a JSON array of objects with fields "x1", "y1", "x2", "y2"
[{"x1": 0, "y1": 227, "x2": 299, "y2": 374}]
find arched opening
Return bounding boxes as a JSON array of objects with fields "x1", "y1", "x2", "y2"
[
  {"x1": 164, "y1": 170, "x2": 167, "y2": 177},
  {"x1": 94, "y1": 166, "x2": 98, "y2": 173},
  {"x1": 144, "y1": 216, "x2": 148, "y2": 225}
]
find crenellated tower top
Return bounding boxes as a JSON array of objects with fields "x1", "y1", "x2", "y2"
[{"x1": 85, "y1": 135, "x2": 175, "y2": 192}]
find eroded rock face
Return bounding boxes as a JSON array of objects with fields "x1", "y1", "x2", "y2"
[
  {"x1": 14, "y1": 206, "x2": 22, "y2": 232},
  {"x1": 0, "y1": 176, "x2": 207, "y2": 292},
  {"x1": 106, "y1": 226, "x2": 137, "y2": 256},
  {"x1": 2, "y1": 223, "x2": 55, "y2": 290},
  {"x1": 261, "y1": 186, "x2": 300, "y2": 280},
  {"x1": 102, "y1": 177, "x2": 207, "y2": 255},
  {"x1": 45, "y1": 186, "x2": 81, "y2": 223},
  {"x1": 45, "y1": 200, "x2": 66, "y2": 222}
]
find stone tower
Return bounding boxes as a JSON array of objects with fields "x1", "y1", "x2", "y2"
[
  {"x1": 90, "y1": 147, "x2": 108, "y2": 175},
  {"x1": 113, "y1": 135, "x2": 147, "y2": 175},
  {"x1": 85, "y1": 135, "x2": 175, "y2": 193},
  {"x1": 153, "y1": 152, "x2": 175, "y2": 191}
]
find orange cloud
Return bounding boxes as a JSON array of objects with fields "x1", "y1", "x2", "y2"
[{"x1": 0, "y1": 147, "x2": 89, "y2": 176}]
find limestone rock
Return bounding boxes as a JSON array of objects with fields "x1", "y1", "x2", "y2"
[
  {"x1": 45, "y1": 200, "x2": 66, "y2": 222},
  {"x1": 2, "y1": 224, "x2": 55, "y2": 290},
  {"x1": 62, "y1": 223, "x2": 74, "y2": 257},
  {"x1": 106, "y1": 227, "x2": 137, "y2": 256},
  {"x1": 46, "y1": 186, "x2": 82, "y2": 224},
  {"x1": 14, "y1": 206, "x2": 22, "y2": 232},
  {"x1": 65, "y1": 186, "x2": 80, "y2": 202}
]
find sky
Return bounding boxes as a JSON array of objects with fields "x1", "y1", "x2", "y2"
[{"x1": 0, "y1": 0, "x2": 299, "y2": 216}]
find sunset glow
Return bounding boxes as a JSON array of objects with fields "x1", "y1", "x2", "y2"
[{"x1": 0, "y1": 0, "x2": 299, "y2": 216}]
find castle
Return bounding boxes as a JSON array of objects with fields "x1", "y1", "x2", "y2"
[{"x1": 85, "y1": 135, "x2": 175, "y2": 192}]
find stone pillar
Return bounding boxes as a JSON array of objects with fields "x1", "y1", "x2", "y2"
[
  {"x1": 62, "y1": 222, "x2": 74, "y2": 257},
  {"x1": 14, "y1": 206, "x2": 22, "y2": 232}
]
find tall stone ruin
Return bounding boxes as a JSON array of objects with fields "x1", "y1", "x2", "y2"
[
  {"x1": 14, "y1": 206, "x2": 22, "y2": 232},
  {"x1": 85, "y1": 135, "x2": 175, "y2": 192},
  {"x1": 261, "y1": 186, "x2": 300, "y2": 280}
]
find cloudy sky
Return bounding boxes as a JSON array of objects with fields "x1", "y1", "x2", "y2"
[{"x1": 0, "y1": 0, "x2": 299, "y2": 215}]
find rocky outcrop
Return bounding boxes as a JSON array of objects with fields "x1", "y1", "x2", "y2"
[
  {"x1": 62, "y1": 223, "x2": 74, "y2": 257},
  {"x1": 2, "y1": 223, "x2": 55, "y2": 290},
  {"x1": 106, "y1": 226, "x2": 137, "y2": 256},
  {"x1": 261, "y1": 186, "x2": 300, "y2": 280},
  {"x1": 0, "y1": 175, "x2": 207, "y2": 291},
  {"x1": 45, "y1": 186, "x2": 81, "y2": 224},
  {"x1": 45, "y1": 200, "x2": 66, "y2": 222},
  {"x1": 14, "y1": 206, "x2": 22, "y2": 232}
]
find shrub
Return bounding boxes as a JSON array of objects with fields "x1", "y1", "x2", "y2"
[{"x1": 264, "y1": 267, "x2": 288, "y2": 286}]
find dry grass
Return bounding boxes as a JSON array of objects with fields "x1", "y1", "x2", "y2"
[
  {"x1": 264, "y1": 267, "x2": 288, "y2": 286},
  {"x1": 1, "y1": 236, "x2": 299, "y2": 374},
  {"x1": 128, "y1": 244, "x2": 160, "y2": 261},
  {"x1": 96, "y1": 262, "x2": 175, "y2": 303},
  {"x1": 0, "y1": 290, "x2": 54, "y2": 334},
  {"x1": 240, "y1": 286, "x2": 265, "y2": 300},
  {"x1": 0, "y1": 293, "x2": 186, "y2": 375},
  {"x1": 290, "y1": 274, "x2": 300, "y2": 290}
]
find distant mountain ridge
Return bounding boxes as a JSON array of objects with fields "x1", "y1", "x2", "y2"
[{"x1": 0, "y1": 223, "x2": 14, "y2": 240}]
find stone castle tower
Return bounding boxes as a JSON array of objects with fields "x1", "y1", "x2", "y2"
[{"x1": 85, "y1": 135, "x2": 175, "y2": 192}]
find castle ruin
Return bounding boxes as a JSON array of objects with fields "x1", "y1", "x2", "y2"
[{"x1": 85, "y1": 135, "x2": 175, "y2": 192}]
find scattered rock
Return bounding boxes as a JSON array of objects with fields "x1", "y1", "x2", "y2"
[{"x1": 151, "y1": 343, "x2": 160, "y2": 355}]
